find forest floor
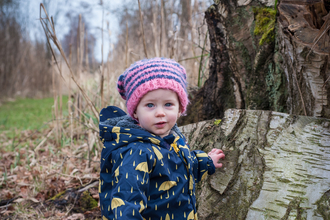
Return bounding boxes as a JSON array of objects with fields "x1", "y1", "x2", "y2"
[{"x1": 0, "y1": 98, "x2": 101, "y2": 220}]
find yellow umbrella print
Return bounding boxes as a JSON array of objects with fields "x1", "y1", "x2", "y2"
[
  {"x1": 114, "y1": 166, "x2": 120, "y2": 183},
  {"x1": 187, "y1": 210, "x2": 195, "y2": 220},
  {"x1": 180, "y1": 144, "x2": 190, "y2": 150},
  {"x1": 112, "y1": 127, "x2": 121, "y2": 143},
  {"x1": 152, "y1": 146, "x2": 164, "y2": 166},
  {"x1": 195, "y1": 152, "x2": 208, "y2": 158},
  {"x1": 201, "y1": 171, "x2": 208, "y2": 181},
  {"x1": 111, "y1": 197, "x2": 125, "y2": 219},
  {"x1": 135, "y1": 162, "x2": 149, "y2": 184},
  {"x1": 139, "y1": 200, "x2": 145, "y2": 213},
  {"x1": 158, "y1": 181, "x2": 177, "y2": 199},
  {"x1": 189, "y1": 175, "x2": 194, "y2": 191}
]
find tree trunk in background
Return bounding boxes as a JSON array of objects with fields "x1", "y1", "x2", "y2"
[
  {"x1": 178, "y1": 0, "x2": 330, "y2": 125},
  {"x1": 180, "y1": 109, "x2": 330, "y2": 220},
  {"x1": 180, "y1": 0, "x2": 192, "y2": 40},
  {"x1": 278, "y1": 0, "x2": 330, "y2": 117}
]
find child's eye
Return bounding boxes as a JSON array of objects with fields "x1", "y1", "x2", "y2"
[
  {"x1": 146, "y1": 103, "x2": 154, "y2": 108},
  {"x1": 165, "y1": 103, "x2": 173, "y2": 107}
]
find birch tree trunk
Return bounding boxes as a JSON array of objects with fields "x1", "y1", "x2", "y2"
[
  {"x1": 181, "y1": 109, "x2": 330, "y2": 220},
  {"x1": 179, "y1": 0, "x2": 330, "y2": 125},
  {"x1": 277, "y1": 0, "x2": 330, "y2": 117}
]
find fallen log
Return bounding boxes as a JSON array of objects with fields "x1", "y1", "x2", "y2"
[{"x1": 181, "y1": 109, "x2": 330, "y2": 219}]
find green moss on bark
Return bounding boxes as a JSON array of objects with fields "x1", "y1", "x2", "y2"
[{"x1": 253, "y1": 7, "x2": 276, "y2": 46}]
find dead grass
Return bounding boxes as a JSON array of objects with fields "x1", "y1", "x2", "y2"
[{"x1": 0, "y1": 123, "x2": 101, "y2": 218}]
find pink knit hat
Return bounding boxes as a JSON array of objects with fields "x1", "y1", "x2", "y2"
[{"x1": 117, "y1": 57, "x2": 188, "y2": 119}]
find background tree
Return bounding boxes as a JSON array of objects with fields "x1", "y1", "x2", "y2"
[
  {"x1": 109, "y1": 0, "x2": 213, "y2": 88},
  {"x1": 0, "y1": 0, "x2": 52, "y2": 99},
  {"x1": 61, "y1": 14, "x2": 96, "y2": 71},
  {"x1": 179, "y1": 0, "x2": 330, "y2": 125}
]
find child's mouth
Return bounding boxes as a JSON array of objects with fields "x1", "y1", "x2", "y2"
[{"x1": 155, "y1": 121, "x2": 166, "y2": 128}]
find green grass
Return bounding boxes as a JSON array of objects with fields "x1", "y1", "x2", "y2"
[{"x1": 0, "y1": 96, "x2": 68, "y2": 131}]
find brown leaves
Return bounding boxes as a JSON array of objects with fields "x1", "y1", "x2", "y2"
[{"x1": 0, "y1": 125, "x2": 101, "y2": 219}]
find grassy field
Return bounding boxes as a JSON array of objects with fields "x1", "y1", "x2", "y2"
[{"x1": 0, "y1": 96, "x2": 68, "y2": 131}]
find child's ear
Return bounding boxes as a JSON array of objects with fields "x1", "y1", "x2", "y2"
[
  {"x1": 178, "y1": 108, "x2": 182, "y2": 118},
  {"x1": 133, "y1": 112, "x2": 138, "y2": 120}
]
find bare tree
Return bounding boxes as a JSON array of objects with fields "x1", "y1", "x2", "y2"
[
  {"x1": 62, "y1": 14, "x2": 96, "y2": 72},
  {"x1": 109, "y1": 0, "x2": 209, "y2": 88},
  {"x1": 0, "y1": 1, "x2": 53, "y2": 99}
]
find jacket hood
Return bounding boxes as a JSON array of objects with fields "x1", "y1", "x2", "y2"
[{"x1": 99, "y1": 106, "x2": 182, "y2": 151}]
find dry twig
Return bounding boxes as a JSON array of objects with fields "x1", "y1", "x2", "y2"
[{"x1": 39, "y1": 3, "x2": 99, "y2": 123}]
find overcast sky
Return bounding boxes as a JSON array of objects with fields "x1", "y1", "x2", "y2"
[{"x1": 20, "y1": 0, "x2": 123, "y2": 62}]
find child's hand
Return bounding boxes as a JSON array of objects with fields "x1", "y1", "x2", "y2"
[{"x1": 208, "y1": 148, "x2": 225, "y2": 168}]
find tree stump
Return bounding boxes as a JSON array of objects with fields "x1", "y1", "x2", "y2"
[{"x1": 180, "y1": 109, "x2": 330, "y2": 220}]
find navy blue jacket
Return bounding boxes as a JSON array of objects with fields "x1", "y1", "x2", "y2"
[{"x1": 99, "y1": 106, "x2": 215, "y2": 220}]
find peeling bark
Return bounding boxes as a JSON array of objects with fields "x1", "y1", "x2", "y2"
[
  {"x1": 278, "y1": 0, "x2": 330, "y2": 117},
  {"x1": 180, "y1": 109, "x2": 330, "y2": 220}
]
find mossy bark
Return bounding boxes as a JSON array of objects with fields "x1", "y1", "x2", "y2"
[
  {"x1": 179, "y1": 0, "x2": 330, "y2": 126},
  {"x1": 180, "y1": 109, "x2": 330, "y2": 220}
]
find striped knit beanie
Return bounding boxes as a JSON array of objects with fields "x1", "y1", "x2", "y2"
[{"x1": 117, "y1": 57, "x2": 188, "y2": 119}]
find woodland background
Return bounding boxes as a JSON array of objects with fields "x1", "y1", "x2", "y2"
[{"x1": 1, "y1": 0, "x2": 330, "y2": 219}]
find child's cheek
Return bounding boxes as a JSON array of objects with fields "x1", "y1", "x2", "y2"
[
  {"x1": 141, "y1": 115, "x2": 153, "y2": 127},
  {"x1": 168, "y1": 113, "x2": 179, "y2": 123}
]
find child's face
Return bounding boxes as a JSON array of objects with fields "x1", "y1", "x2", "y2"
[{"x1": 134, "y1": 89, "x2": 181, "y2": 138}]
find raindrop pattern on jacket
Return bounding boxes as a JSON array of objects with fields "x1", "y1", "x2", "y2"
[{"x1": 99, "y1": 106, "x2": 215, "y2": 220}]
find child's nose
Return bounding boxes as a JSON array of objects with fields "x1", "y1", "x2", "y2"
[{"x1": 155, "y1": 107, "x2": 165, "y2": 117}]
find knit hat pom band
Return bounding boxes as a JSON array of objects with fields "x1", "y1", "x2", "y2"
[{"x1": 117, "y1": 58, "x2": 189, "y2": 118}]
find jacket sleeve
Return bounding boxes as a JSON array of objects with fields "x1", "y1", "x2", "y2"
[
  {"x1": 99, "y1": 143, "x2": 155, "y2": 219},
  {"x1": 190, "y1": 150, "x2": 215, "y2": 183}
]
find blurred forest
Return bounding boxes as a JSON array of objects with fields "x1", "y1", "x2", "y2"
[
  {"x1": 0, "y1": 0, "x2": 52, "y2": 99},
  {"x1": 0, "y1": 0, "x2": 213, "y2": 101},
  {"x1": 1, "y1": 0, "x2": 330, "y2": 218}
]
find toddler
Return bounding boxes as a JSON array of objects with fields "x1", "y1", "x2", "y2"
[{"x1": 99, "y1": 57, "x2": 225, "y2": 220}]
